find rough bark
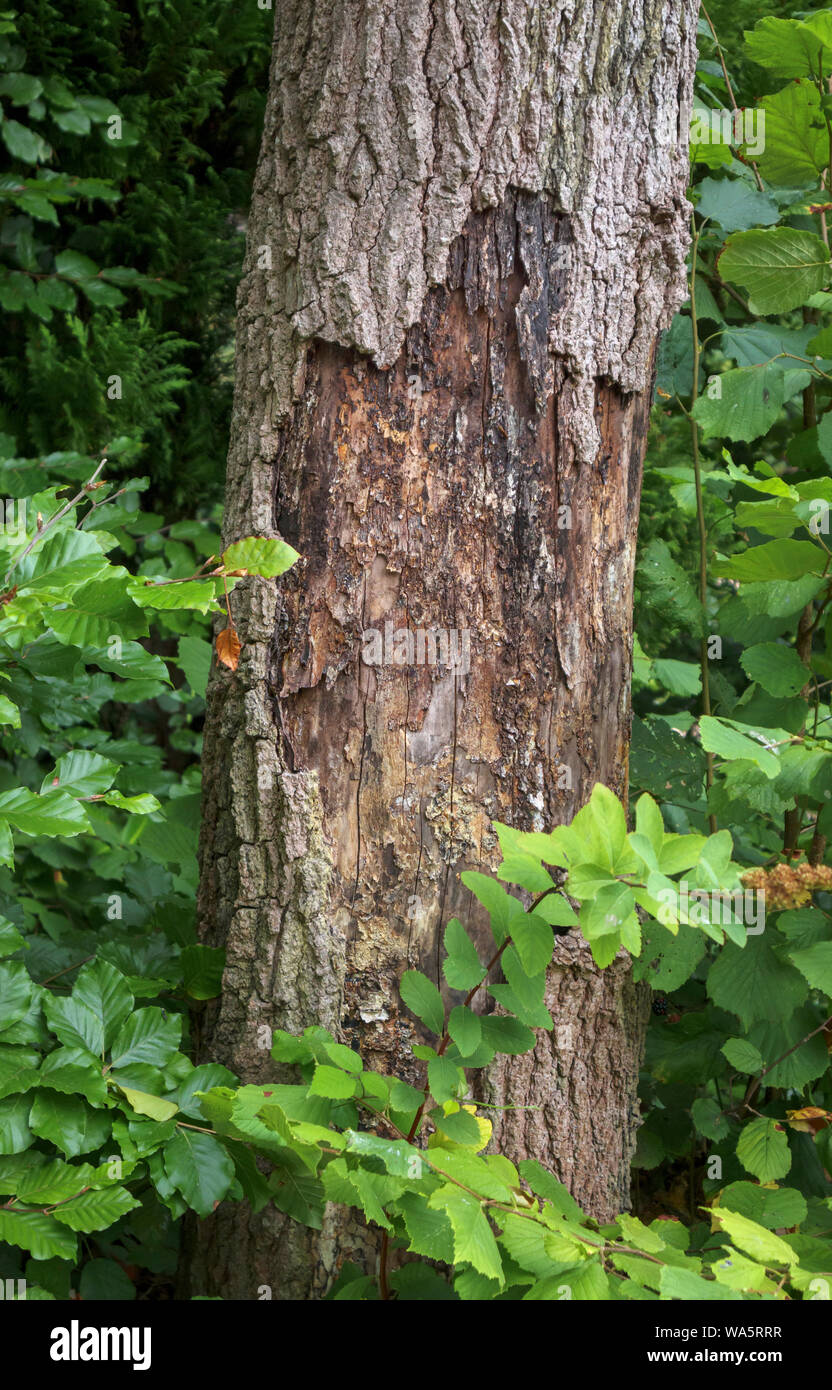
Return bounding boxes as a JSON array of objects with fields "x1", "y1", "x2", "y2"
[{"x1": 183, "y1": 0, "x2": 697, "y2": 1299}]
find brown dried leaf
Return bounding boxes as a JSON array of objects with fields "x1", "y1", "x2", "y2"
[{"x1": 216, "y1": 625, "x2": 242, "y2": 671}]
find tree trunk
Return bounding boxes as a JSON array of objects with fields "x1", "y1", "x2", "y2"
[{"x1": 183, "y1": 0, "x2": 698, "y2": 1299}]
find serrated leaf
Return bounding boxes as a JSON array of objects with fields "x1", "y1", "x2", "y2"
[
  {"x1": 718, "y1": 228, "x2": 829, "y2": 316},
  {"x1": 399, "y1": 970, "x2": 444, "y2": 1036},
  {"x1": 721, "y1": 1038, "x2": 763, "y2": 1074},
  {"x1": 736, "y1": 1117, "x2": 792, "y2": 1182},
  {"x1": 308, "y1": 1064, "x2": 357, "y2": 1099},
  {"x1": 442, "y1": 918, "x2": 483, "y2": 990},
  {"x1": 740, "y1": 643, "x2": 810, "y2": 698},
  {"x1": 708, "y1": 936, "x2": 807, "y2": 1029},
  {"x1": 428, "y1": 1184, "x2": 503, "y2": 1283},
  {"x1": 713, "y1": 1207, "x2": 797, "y2": 1266},
  {"x1": 447, "y1": 1005, "x2": 481, "y2": 1058},
  {"x1": 789, "y1": 941, "x2": 832, "y2": 997},
  {"x1": 691, "y1": 364, "x2": 810, "y2": 444}
]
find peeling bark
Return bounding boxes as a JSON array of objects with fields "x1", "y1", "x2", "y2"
[{"x1": 183, "y1": 0, "x2": 698, "y2": 1300}]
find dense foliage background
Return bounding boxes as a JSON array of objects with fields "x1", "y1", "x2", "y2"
[
  {"x1": 0, "y1": 0, "x2": 271, "y2": 1298},
  {"x1": 2, "y1": 0, "x2": 832, "y2": 1303}
]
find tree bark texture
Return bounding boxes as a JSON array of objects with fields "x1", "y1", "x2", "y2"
[{"x1": 184, "y1": 0, "x2": 698, "y2": 1299}]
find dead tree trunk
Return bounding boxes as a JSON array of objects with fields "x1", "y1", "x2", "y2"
[{"x1": 184, "y1": 0, "x2": 698, "y2": 1299}]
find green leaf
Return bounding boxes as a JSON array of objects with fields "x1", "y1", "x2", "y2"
[
  {"x1": 308, "y1": 1064, "x2": 357, "y2": 1099},
  {"x1": 163, "y1": 1129, "x2": 235, "y2": 1218},
  {"x1": 510, "y1": 911, "x2": 554, "y2": 976},
  {"x1": 718, "y1": 228, "x2": 829, "y2": 315},
  {"x1": 2, "y1": 119, "x2": 49, "y2": 163},
  {"x1": 53, "y1": 250, "x2": 99, "y2": 281},
  {"x1": 442, "y1": 918, "x2": 484, "y2": 990},
  {"x1": 580, "y1": 882, "x2": 636, "y2": 940},
  {"x1": 428, "y1": 1185, "x2": 503, "y2": 1283},
  {"x1": 127, "y1": 577, "x2": 218, "y2": 613},
  {"x1": 736, "y1": 1117, "x2": 792, "y2": 1182},
  {"x1": 651, "y1": 658, "x2": 701, "y2": 697},
  {"x1": 109, "y1": 1008, "x2": 181, "y2": 1069},
  {"x1": 0, "y1": 74, "x2": 43, "y2": 104},
  {"x1": 529, "y1": 894, "x2": 578, "y2": 928},
  {"x1": 431, "y1": 1104, "x2": 482, "y2": 1144},
  {"x1": 0, "y1": 1209, "x2": 76, "y2": 1261},
  {"x1": 708, "y1": 936, "x2": 808, "y2": 1029},
  {"x1": 399, "y1": 970, "x2": 445, "y2": 1036},
  {"x1": 78, "y1": 1258, "x2": 136, "y2": 1300},
  {"x1": 692, "y1": 1097, "x2": 730, "y2": 1142},
  {"x1": 713, "y1": 1207, "x2": 796, "y2": 1267},
  {"x1": 712, "y1": 539, "x2": 824, "y2": 584},
  {"x1": 28, "y1": 1092, "x2": 111, "y2": 1158},
  {"x1": 45, "y1": 750, "x2": 117, "y2": 797},
  {"x1": 527, "y1": 1258, "x2": 610, "y2": 1300},
  {"x1": 447, "y1": 1005, "x2": 482, "y2": 1058},
  {"x1": 718, "y1": 1181, "x2": 807, "y2": 1231},
  {"x1": 116, "y1": 1087, "x2": 179, "y2": 1123},
  {"x1": 0, "y1": 695, "x2": 20, "y2": 727},
  {"x1": 637, "y1": 539, "x2": 704, "y2": 635},
  {"x1": 15, "y1": 528, "x2": 106, "y2": 595},
  {"x1": 180, "y1": 944, "x2": 224, "y2": 1000},
  {"x1": 698, "y1": 717, "x2": 780, "y2": 778},
  {"x1": 586, "y1": 782, "x2": 630, "y2": 868},
  {"x1": 52, "y1": 1185, "x2": 140, "y2": 1233},
  {"x1": 721, "y1": 1038, "x2": 763, "y2": 1074},
  {"x1": 427, "y1": 1053, "x2": 463, "y2": 1103},
  {"x1": 789, "y1": 941, "x2": 832, "y2": 997},
  {"x1": 0, "y1": 1045, "x2": 39, "y2": 1100},
  {"x1": 221, "y1": 535, "x2": 300, "y2": 578},
  {"x1": 461, "y1": 871, "x2": 527, "y2": 943},
  {"x1": 176, "y1": 634, "x2": 212, "y2": 696},
  {"x1": 492, "y1": 946, "x2": 552, "y2": 1028},
  {"x1": 0, "y1": 787, "x2": 89, "y2": 837},
  {"x1": 72, "y1": 959, "x2": 134, "y2": 1050},
  {"x1": 744, "y1": 16, "x2": 832, "y2": 79},
  {"x1": 44, "y1": 995, "x2": 103, "y2": 1056},
  {"x1": 748, "y1": 1009, "x2": 828, "y2": 1089},
  {"x1": 740, "y1": 643, "x2": 810, "y2": 698},
  {"x1": 695, "y1": 178, "x2": 779, "y2": 233},
  {"x1": 102, "y1": 791, "x2": 161, "y2": 815},
  {"x1": 756, "y1": 81, "x2": 830, "y2": 185},
  {"x1": 0, "y1": 1094, "x2": 33, "y2": 1152},
  {"x1": 0, "y1": 922, "x2": 25, "y2": 958},
  {"x1": 0, "y1": 963, "x2": 35, "y2": 1036},
  {"x1": 692, "y1": 364, "x2": 810, "y2": 444},
  {"x1": 39, "y1": 1048, "x2": 108, "y2": 1106},
  {"x1": 344, "y1": 1131, "x2": 422, "y2": 1176},
  {"x1": 397, "y1": 1192, "x2": 454, "y2": 1262},
  {"x1": 634, "y1": 921, "x2": 706, "y2": 991},
  {"x1": 479, "y1": 1014, "x2": 535, "y2": 1054},
  {"x1": 658, "y1": 1265, "x2": 739, "y2": 1300}
]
